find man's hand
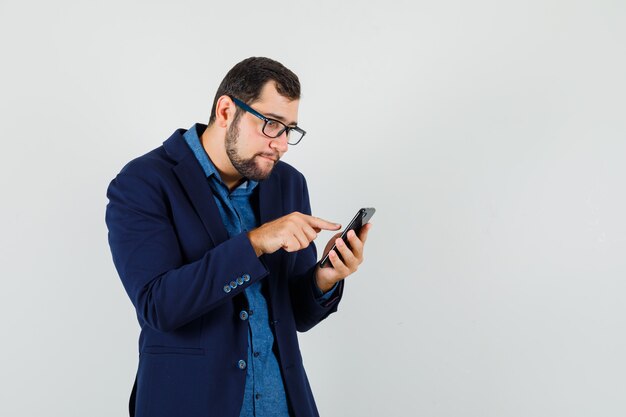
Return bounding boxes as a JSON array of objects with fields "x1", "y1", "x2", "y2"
[
  {"x1": 315, "y1": 223, "x2": 372, "y2": 293},
  {"x1": 247, "y1": 212, "x2": 341, "y2": 257}
]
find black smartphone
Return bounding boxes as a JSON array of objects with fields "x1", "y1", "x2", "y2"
[{"x1": 319, "y1": 207, "x2": 376, "y2": 268}]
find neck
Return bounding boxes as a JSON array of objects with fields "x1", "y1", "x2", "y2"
[{"x1": 200, "y1": 124, "x2": 243, "y2": 191}]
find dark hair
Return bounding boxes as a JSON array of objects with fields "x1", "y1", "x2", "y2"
[{"x1": 208, "y1": 57, "x2": 301, "y2": 125}]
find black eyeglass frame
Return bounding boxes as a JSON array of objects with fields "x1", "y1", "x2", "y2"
[{"x1": 229, "y1": 96, "x2": 307, "y2": 145}]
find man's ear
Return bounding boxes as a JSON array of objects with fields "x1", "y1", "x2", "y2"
[{"x1": 214, "y1": 95, "x2": 236, "y2": 129}]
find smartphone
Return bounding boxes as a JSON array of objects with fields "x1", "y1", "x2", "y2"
[{"x1": 319, "y1": 207, "x2": 376, "y2": 268}]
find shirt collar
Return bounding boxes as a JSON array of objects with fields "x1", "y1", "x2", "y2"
[{"x1": 183, "y1": 123, "x2": 259, "y2": 192}]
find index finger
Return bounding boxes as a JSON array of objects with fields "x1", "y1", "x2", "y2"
[{"x1": 306, "y1": 215, "x2": 341, "y2": 231}]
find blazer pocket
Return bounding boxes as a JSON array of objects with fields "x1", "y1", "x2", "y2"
[{"x1": 142, "y1": 345, "x2": 205, "y2": 355}]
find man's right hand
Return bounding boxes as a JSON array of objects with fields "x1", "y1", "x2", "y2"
[{"x1": 247, "y1": 212, "x2": 341, "y2": 257}]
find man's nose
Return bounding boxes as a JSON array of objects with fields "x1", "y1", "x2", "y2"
[{"x1": 270, "y1": 132, "x2": 289, "y2": 153}]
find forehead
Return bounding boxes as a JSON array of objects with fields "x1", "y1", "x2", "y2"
[{"x1": 250, "y1": 81, "x2": 300, "y2": 124}]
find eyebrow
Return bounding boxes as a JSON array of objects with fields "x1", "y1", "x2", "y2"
[{"x1": 265, "y1": 112, "x2": 298, "y2": 127}]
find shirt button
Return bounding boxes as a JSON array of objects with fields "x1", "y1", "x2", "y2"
[
  {"x1": 255, "y1": 393, "x2": 261, "y2": 400},
  {"x1": 238, "y1": 360, "x2": 247, "y2": 370},
  {"x1": 242, "y1": 274, "x2": 251, "y2": 282},
  {"x1": 229, "y1": 281, "x2": 237, "y2": 289},
  {"x1": 236, "y1": 277, "x2": 244, "y2": 285},
  {"x1": 239, "y1": 311, "x2": 249, "y2": 321},
  {"x1": 223, "y1": 285, "x2": 231, "y2": 293},
  {"x1": 253, "y1": 352, "x2": 260, "y2": 358}
]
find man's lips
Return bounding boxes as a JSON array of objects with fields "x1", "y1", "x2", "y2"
[{"x1": 258, "y1": 154, "x2": 279, "y2": 163}]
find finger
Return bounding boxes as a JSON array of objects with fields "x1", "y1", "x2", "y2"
[
  {"x1": 358, "y1": 223, "x2": 372, "y2": 244},
  {"x1": 345, "y1": 230, "x2": 365, "y2": 260},
  {"x1": 328, "y1": 249, "x2": 350, "y2": 276},
  {"x1": 293, "y1": 229, "x2": 311, "y2": 250},
  {"x1": 334, "y1": 237, "x2": 358, "y2": 269},
  {"x1": 281, "y1": 235, "x2": 300, "y2": 252},
  {"x1": 284, "y1": 221, "x2": 313, "y2": 250},
  {"x1": 306, "y1": 215, "x2": 341, "y2": 231},
  {"x1": 303, "y1": 225, "x2": 319, "y2": 242}
]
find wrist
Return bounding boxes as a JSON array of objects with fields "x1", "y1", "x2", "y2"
[
  {"x1": 247, "y1": 230, "x2": 264, "y2": 257},
  {"x1": 314, "y1": 270, "x2": 335, "y2": 294}
]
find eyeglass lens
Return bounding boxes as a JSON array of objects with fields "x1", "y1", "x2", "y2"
[{"x1": 263, "y1": 120, "x2": 303, "y2": 144}]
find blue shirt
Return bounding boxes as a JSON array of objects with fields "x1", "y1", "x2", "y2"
[
  {"x1": 184, "y1": 124, "x2": 303, "y2": 416},
  {"x1": 183, "y1": 124, "x2": 338, "y2": 417}
]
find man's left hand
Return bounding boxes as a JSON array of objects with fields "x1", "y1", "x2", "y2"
[{"x1": 314, "y1": 223, "x2": 372, "y2": 293}]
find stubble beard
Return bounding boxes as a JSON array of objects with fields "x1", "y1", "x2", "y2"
[{"x1": 225, "y1": 121, "x2": 278, "y2": 182}]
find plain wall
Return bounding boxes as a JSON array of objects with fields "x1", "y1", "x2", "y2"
[{"x1": 1, "y1": 0, "x2": 625, "y2": 416}]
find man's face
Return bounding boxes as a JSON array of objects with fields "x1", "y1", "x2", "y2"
[{"x1": 225, "y1": 82, "x2": 299, "y2": 181}]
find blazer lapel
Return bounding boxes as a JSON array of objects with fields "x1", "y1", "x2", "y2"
[
  {"x1": 165, "y1": 130, "x2": 229, "y2": 247},
  {"x1": 258, "y1": 168, "x2": 283, "y2": 225}
]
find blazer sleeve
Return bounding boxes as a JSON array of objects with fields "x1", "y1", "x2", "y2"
[{"x1": 105, "y1": 166, "x2": 268, "y2": 333}]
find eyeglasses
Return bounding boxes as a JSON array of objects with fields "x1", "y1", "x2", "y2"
[{"x1": 230, "y1": 96, "x2": 307, "y2": 145}]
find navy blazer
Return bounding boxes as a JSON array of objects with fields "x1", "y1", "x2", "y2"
[{"x1": 106, "y1": 129, "x2": 343, "y2": 417}]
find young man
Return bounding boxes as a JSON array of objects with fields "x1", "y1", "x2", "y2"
[{"x1": 106, "y1": 57, "x2": 371, "y2": 417}]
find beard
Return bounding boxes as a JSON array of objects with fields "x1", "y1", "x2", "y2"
[{"x1": 225, "y1": 121, "x2": 279, "y2": 181}]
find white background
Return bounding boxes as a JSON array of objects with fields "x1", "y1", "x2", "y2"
[{"x1": 1, "y1": 1, "x2": 625, "y2": 416}]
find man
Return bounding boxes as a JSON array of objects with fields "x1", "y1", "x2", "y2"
[{"x1": 106, "y1": 57, "x2": 371, "y2": 417}]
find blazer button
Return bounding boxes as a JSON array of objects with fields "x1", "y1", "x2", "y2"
[
  {"x1": 238, "y1": 360, "x2": 247, "y2": 370},
  {"x1": 236, "y1": 277, "x2": 244, "y2": 285},
  {"x1": 229, "y1": 281, "x2": 237, "y2": 289},
  {"x1": 223, "y1": 285, "x2": 231, "y2": 293},
  {"x1": 242, "y1": 274, "x2": 251, "y2": 282},
  {"x1": 239, "y1": 311, "x2": 249, "y2": 321}
]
